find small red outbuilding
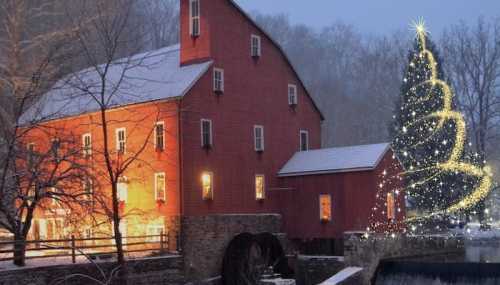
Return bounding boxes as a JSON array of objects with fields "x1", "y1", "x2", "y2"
[{"x1": 272, "y1": 143, "x2": 405, "y2": 243}]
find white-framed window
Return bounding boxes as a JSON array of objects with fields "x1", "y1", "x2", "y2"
[
  {"x1": 146, "y1": 224, "x2": 166, "y2": 242},
  {"x1": 189, "y1": 0, "x2": 200, "y2": 37},
  {"x1": 51, "y1": 138, "x2": 60, "y2": 161},
  {"x1": 82, "y1": 133, "x2": 92, "y2": 157},
  {"x1": 254, "y1": 125, "x2": 264, "y2": 152},
  {"x1": 387, "y1": 192, "x2": 396, "y2": 221},
  {"x1": 202, "y1": 171, "x2": 213, "y2": 200},
  {"x1": 155, "y1": 172, "x2": 166, "y2": 202},
  {"x1": 213, "y1": 68, "x2": 224, "y2": 93},
  {"x1": 251, "y1": 34, "x2": 261, "y2": 57},
  {"x1": 116, "y1": 128, "x2": 126, "y2": 154},
  {"x1": 155, "y1": 122, "x2": 165, "y2": 151},
  {"x1": 255, "y1": 174, "x2": 265, "y2": 200},
  {"x1": 319, "y1": 194, "x2": 332, "y2": 222},
  {"x1": 117, "y1": 177, "x2": 128, "y2": 203},
  {"x1": 83, "y1": 178, "x2": 93, "y2": 201},
  {"x1": 27, "y1": 143, "x2": 36, "y2": 167},
  {"x1": 300, "y1": 130, "x2": 309, "y2": 151},
  {"x1": 200, "y1": 119, "x2": 213, "y2": 148},
  {"x1": 288, "y1": 84, "x2": 298, "y2": 106}
]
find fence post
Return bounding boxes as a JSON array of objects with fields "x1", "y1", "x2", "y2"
[
  {"x1": 71, "y1": 235, "x2": 76, "y2": 264},
  {"x1": 160, "y1": 231, "x2": 164, "y2": 253}
]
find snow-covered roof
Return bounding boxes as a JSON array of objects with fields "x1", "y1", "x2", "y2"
[
  {"x1": 22, "y1": 44, "x2": 212, "y2": 123},
  {"x1": 278, "y1": 143, "x2": 391, "y2": 177}
]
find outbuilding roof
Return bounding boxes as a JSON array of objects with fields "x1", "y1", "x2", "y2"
[
  {"x1": 22, "y1": 44, "x2": 212, "y2": 123},
  {"x1": 278, "y1": 143, "x2": 391, "y2": 177}
]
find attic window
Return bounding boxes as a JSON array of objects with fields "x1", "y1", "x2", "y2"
[
  {"x1": 190, "y1": 0, "x2": 200, "y2": 37},
  {"x1": 288, "y1": 84, "x2": 298, "y2": 106},
  {"x1": 387, "y1": 192, "x2": 396, "y2": 221},
  {"x1": 251, "y1": 35, "x2": 261, "y2": 57}
]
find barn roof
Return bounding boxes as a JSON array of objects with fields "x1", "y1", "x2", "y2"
[
  {"x1": 22, "y1": 44, "x2": 212, "y2": 123},
  {"x1": 278, "y1": 143, "x2": 391, "y2": 177}
]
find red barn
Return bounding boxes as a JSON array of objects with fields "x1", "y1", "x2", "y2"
[{"x1": 24, "y1": 0, "x2": 404, "y2": 255}]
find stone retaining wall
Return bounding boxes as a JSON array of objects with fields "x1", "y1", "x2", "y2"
[
  {"x1": 343, "y1": 232, "x2": 465, "y2": 284},
  {"x1": 295, "y1": 255, "x2": 345, "y2": 285},
  {"x1": 0, "y1": 256, "x2": 184, "y2": 285},
  {"x1": 181, "y1": 214, "x2": 282, "y2": 281}
]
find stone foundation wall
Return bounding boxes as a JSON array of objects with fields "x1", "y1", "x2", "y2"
[
  {"x1": 181, "y1": 214, "x2": 282, "y2": 281},
  {"x1": 0, "y1": 256, "x2": 184, "y2": 285},
  {"x1": 295, "y1": 255, "x2": 345, "y2": 285},
  {"x1": 343, "y1": 232, "x2": 465, "y2": 284}
]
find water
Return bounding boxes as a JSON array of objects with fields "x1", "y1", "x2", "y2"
[{"x1": 374, "y1": 242, "x2": 500, "y2": 285}]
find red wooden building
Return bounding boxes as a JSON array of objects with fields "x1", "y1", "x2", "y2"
[{"x1": 26, "y1": 0, "x2": 404, "y2": 248}]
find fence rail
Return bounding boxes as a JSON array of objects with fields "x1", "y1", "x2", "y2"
[{"x1": 0, "y1": 232, "x2": 173, "y2": 263}]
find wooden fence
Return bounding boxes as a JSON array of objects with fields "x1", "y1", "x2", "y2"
[{"x1": 0, "y1": 232, "x2": 173, "y2": 263}]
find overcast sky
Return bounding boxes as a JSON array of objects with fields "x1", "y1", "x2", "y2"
[{"x1": 235, "y1": 0, "x2": 500, "y2": 36}]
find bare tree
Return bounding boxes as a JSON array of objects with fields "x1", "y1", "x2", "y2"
[
  {"x1": 63, "y1": 0, "x2": 170, "y2": 277},
  {"x1": 138, "y1": 0, "x2": 179, "y2": 50},
  {"x1": 0, "y1": 0, "x2": 94, "y2": 266},
  {"x1": 442, "y1": 18, "x2": 500, "y2": 162}
]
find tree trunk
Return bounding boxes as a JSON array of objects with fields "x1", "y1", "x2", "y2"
[
  {"x1": 13, "y1": 232, "x2": 26, "y2": 266},
  {"x1": 111, "y1": 183, "x2": 127, "y2": 284}
]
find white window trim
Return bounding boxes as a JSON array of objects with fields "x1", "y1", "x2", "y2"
[
  {"x1": 155, "y1": 172, "x2": 166, "y2": 201},
  {"x1": 319, "y1": 194, "x2": 332, "y2": 222},
  {"x1": 189, "y1": 0, "x2": 200, "y2": 37},
  {"x1": 288, "y1": 84, "x2": 298, "y2": 105},
  {"x1": 213, "y1": 68, "x2": 224, "y2": 92},
  {"x1": 82, "y1": 133, "x2": 92, "y2": 157},
  {"x1": 251, "y1": 34, "x2": 262, "y2": 57},
  {"x1": 300, "y1": 130, "x2": 309, "y2": 151},
  {"x1": 254, "y1": 125, "x2": 264, "y2": 152},
  {"x1": 154, "y1": 121, "x2": 165, "y2": 150},
  {"x1": 117, "y1": 177, "x2": 128, "y2": 203},
  {"x1": 115, "y1": 128, "x2": 126, "y2": 154},
  {"x1": 200, "y1": 119, "x2": 213, "y2": 147},
  {"x1": 255, "y1": 174, "x2": 265, "y2": 200}
]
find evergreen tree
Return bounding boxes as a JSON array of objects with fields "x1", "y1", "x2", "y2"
[{"x1": 391, "y1": 24, "x2": 491, "y2": 221}]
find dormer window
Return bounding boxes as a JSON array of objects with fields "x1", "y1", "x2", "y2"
[
  {"x1": 251, "y1": 35, "x2": 261, "y2": 57},
  {"x1": 288, "y1": 84, "x2": 298, "y2": 106},
  {"x1": 189, "y1": 0, "x2": 200, "y2": 37},
  {"x1": 213, "y1": 68, "x2": 224, "y2": 93}
]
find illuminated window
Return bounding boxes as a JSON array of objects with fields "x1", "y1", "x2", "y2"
[
  {"x1": 201, "y1": 119, "x2": 212, "y2": 148},
  {"x1": 288, "y1": 84, "x2": 298, "y2": 106},
  {"x1": 255, "y1": 175, "x2": 265, "y2": 200},
  {"x1": 146, "y1": 224, "x2": 165, "y2": 242},
  {"x1": 189, "y1": 0, "x2": 200, "y2": 37},
  {"x1": 202, "y1": 172, "x2": 213, "y2": 200},
  {"x1": 51, "y1": 138, "x2": 60, "y2": 161},
  {"x1": 27, "y1": 143, "x2": 36, "y2": 167},
  {"x1": 213, "y1": 68, "x2": 224, "y2": 93},
  {"x1": 83, "y1": 178, "x2": 93, "y2": 202},
  {"x1": 319, "y1": 194, "x2": 332, "y2": 222},
  {"x1": 254, "y1": 125, "x2": 264, "y2": 152},
  {"x1": 82, "y1": 133, "x2": 92, "y2": 157},
  {"x1": 300, "y1": 130, "x2": 309, "y2": 151},
  {"x1": 155, "y1": 122, "x2": 165, "y2": 151},
  {"x1": 116, "y1": 128, "x2": 126, "y2": 154},
  {"x1": 155, "y1": 173, "x2": 166, "y2": 202},
  {"x1": 251, "y1": 34, "x2": 261, "y2": 57},
  {"x1": 117, "y1": 177, "x2": 128, "y2": 203},
  {"x1": 387, "y1": 192, "x2": 396, "y2": 221}
]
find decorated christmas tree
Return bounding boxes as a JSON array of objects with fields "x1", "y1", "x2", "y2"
[{"x1": 391, "y1": 21, "x2": 493, "y2": 222}]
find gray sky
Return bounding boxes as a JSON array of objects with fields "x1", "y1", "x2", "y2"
[{"x1": 235, "y1": 0, "x2": 500, "y2": 36}]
